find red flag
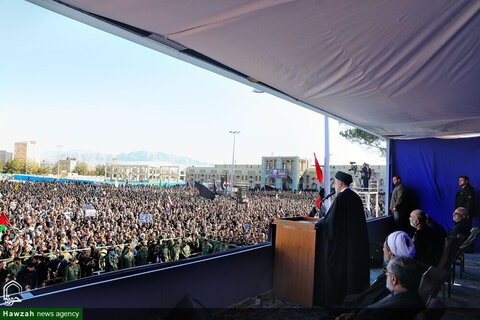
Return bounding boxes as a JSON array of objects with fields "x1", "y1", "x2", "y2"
[
  {"x1": 0, "y1": 211, "x2": 10, "y2": 233},
  {"x1": 314, "y1": 153, "x2": 323, "y2": 182},
  {"x1": 314, "y1": 153, "x2": 323, "y2": 207},
  {"x1": 246, "y1": 200, "x2": 249, "y2": 210},
  {"x1": 168, "y1": 196, "x2": 173, "y2": 208},
  {"x1": 314, "y1": 196, "x2": 322, "y2": 208}
]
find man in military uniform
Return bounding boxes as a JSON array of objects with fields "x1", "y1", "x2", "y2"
[
  {"x1": 119, "y1": 246, "x2": 135, "y2": 269},
  {"x1": 7, "y1": 257, "x2": 23, "y2": 278},
  {"x1": 181, "y1": 239, "x2": 191, "y2": 259},
  {"x1": 213, "y1": 236, "x2": 222, "y2": 253},
  {"x1": 161, "y1": 240, "x2": 171, "y2": 262},
  {"x1": 171, "y1": 239, "x2": 181, "y2": 261},
  {"x1": 136, "y1": 244, "x2": 149, "y2": 266},
  {"x1": 105, "y1": 247, "x2": 118, "y2": 272},
  {"x1": 63, "y1": 257, "x2": 81, "y2": 282},
  {"x1": 201, "y1": 238, "x2": 212, "y2": 256}
]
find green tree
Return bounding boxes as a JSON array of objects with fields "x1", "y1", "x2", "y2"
[
  {"x1": 95, "y1": 164, "x2": 106, "y2": 176},
  {"x1": 25, "y1": 159, "x2": 40, "y2": 175},
  {"x1": 73, "y1": 162, "x2": 90, "y2": 176},
  {"x1": 339, "y1": 125, "x2": 386, "y2": 157},
  {"x1": 4, "y1": 159, "x2": 23, "y2": 173},
  {"x1": 0, "y1": 161, "x2": 4, "y2": 173},
  {"x1": 38, "y1": 166, "x2": 52, "y2": 175}
]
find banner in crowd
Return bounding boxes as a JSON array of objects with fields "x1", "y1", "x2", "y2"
[
  {"x1": 139, "y1": 214, "x2": 152, "y2": 223},
  {"x1": 194, "y1": 181, "x2": 215, "y2": 200},
  {"x1": 270, "y1": 169, "x2": 287, "y2": 179},
  {"x1": 82, "y1": 205, "x2": 96, "y2": 217},
  {"x1": 220, "y1": 177, "x2": 227, "y2": 191}
]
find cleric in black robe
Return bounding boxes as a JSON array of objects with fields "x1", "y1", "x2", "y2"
[{"x1": 314, "y1": 171, "x2": 370, "y2": 307}]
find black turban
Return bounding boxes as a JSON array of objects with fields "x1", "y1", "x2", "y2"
[{"x1": 335, "y1": 171, "x2": 353, "y2": 185}]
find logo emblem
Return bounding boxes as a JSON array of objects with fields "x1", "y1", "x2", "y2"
[{"x1": 3, "y1": 280, "x2": 23, "y2": 306}]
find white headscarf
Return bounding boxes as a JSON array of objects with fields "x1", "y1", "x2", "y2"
[{"x1": 387, "y1": 231, "x2": 415, "y2": 258}]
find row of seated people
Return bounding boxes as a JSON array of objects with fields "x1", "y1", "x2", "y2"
[{"x1": 334, "y1": 207, "x2": 472, "y2": 320}]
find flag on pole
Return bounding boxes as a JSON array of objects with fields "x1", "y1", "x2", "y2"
[
  {"x1": 314, "y1": 153, "x2": 323, "y2": 182},
  {"x1": 14, "y1": 184, "x2": 19, "y2": 191},
  {"x1": 246, "y1": 200, "x2": 249, "y2": 210},
  {"x1": 314, "y1": 152, "x2": 324, "y2": 206},
  {"x1": 0, "y1": 211, "x2": 10, "y2": 234},
  {"x1": 194, "y1": 181, "x2": 215, "y2": 200},
  {"x1": 168, "y1": 196, "x2": 173, "y2": 208}
]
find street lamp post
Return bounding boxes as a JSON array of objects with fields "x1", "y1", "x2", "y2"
[
  {"x1": 56, "y1": 145, "x2": 63, "y2": 180},
  {"x1": 22, "y1": 141, "x2": 36, "y2": 176},
  {"x1": 229, "y1": 131, "x2": 240, "y2": 195}
]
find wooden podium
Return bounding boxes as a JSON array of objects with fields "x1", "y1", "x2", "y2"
[{"x1": 272, "y1": 216, "x2": 321, "y2": 306}]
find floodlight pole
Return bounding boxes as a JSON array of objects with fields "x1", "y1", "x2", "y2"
[
  {"x1": 229, "y1": 131, "x2": 240, "y2": 195},
  {"x1": 57, "y1": 145, "x2": 63, "y2": 180}
]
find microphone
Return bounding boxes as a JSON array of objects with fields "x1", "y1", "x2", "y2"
[
  {"x1": 308, "y1": 190, "x2": 335, "y2": 217},
  {"x1": 323, "y1": 190, "x2": 336, "y2": 200}
]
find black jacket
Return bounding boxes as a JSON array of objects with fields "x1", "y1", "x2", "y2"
[
  {"x1": 447, "y1": 219, "x2": 470, "y2": 240},
  {"x1": 456, "y1": 184, "x2": 476, "y2": 218},
  {"x1": 355, "y1": 290, "x2": 425, "y2": 320}
]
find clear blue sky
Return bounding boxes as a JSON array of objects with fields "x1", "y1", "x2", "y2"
[{"x1": 0, "y1": 1, "x2": 385, "y2": 166}]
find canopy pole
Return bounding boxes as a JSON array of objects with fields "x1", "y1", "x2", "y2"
[{"x1": 324, "y1": 116, "x2": 331, "y2": 211}]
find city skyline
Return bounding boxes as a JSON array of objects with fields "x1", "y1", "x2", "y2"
[{"x1": 0, "y1": 1, "x2": 386, "y2": 167}]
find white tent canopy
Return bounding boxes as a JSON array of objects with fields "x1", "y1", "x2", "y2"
[{"x1": 30, "y1": 0, "x2": 480, "y2": 138}]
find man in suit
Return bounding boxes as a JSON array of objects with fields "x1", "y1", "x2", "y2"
[
  {"x1": 354, "y1": 256, "x2": 425, "y2": 320},
  {"x1": 340, "y1": 231, "x2": 416, "y2": 310},
  {"x1": 410, "y1": 210, "x2": 444, "y2": 267},
  {"x1": 390, "y1": 176, "x2": 408, "y2": 232},
  {"x1": 448, "y1": 207, "x2": 470, "y2": 240}
]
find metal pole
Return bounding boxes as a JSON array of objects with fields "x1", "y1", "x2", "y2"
[
  {"x1": 25, "y1": 143, "x2": 28, "y2": 175},
  {"x1": 56, "y1": 145, "x2": 63, "y2": 180},
  {"x1": 324, "y1": 116, "x2": 331, "y2": 211},
  {"x1": 229, "y1": 131, "x2": 240, "y2": 195}
]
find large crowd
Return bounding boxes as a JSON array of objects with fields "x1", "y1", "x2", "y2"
[{"x1": 0, "y1": 179, "x2": 320, "y2": 291}]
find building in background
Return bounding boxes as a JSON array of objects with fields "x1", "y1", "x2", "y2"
[
  {"x1": 186, "y1": 164, "x2": 262, "y2": 189},
  {"x1": 187, "y1": 156, "x2": 386, "y2": 192},
  {"x1": 14, "y1": 142, "x2": 27, "y2": 162},
  {"x1": 261, "y1": 156, "x2": 309, "y2": 191},
  {"x1": 105, "y1": 159, "x2": 184, "y2": 183},
  {"x1": 58, "y1": 157, "x2": 77, "y2": 174},
  {"x1": 0, "y1": 150, "x2": 13, "y2": 163}
]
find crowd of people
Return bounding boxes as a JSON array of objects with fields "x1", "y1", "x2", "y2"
[{"x1": 0, "y1": 179, "x2": 320, "y2": 291}]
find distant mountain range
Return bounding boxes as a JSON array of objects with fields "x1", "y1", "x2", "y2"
[{"x1": 39, "y1": 150, "x2": 213, "y2": 167}]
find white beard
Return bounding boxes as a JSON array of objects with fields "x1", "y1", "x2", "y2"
[{"x1": 410, "y1": 220, "x2": 417, "y2": 228}]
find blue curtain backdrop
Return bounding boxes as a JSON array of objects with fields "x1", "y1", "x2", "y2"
[{"x1": 391, "y1": 137, "x2": 480, "y2": 251}]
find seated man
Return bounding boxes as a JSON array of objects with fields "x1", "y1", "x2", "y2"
[
  {"x1": 447, "y1": 207, "x2": 470, "y2": 240},
  {"x1": 409, "y1": 210, "x2": 444, "y2": 267},
  {"x1": 354, "y1": 256, "x2": 425, "y2": 320},
  {"x1": 340, "y1": 231, "x2": 416, "y2": 310}
]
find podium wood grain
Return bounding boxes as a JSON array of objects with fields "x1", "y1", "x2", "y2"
[{"x1": 273, "y1": 217, "x2": 320, "y2": 306}]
